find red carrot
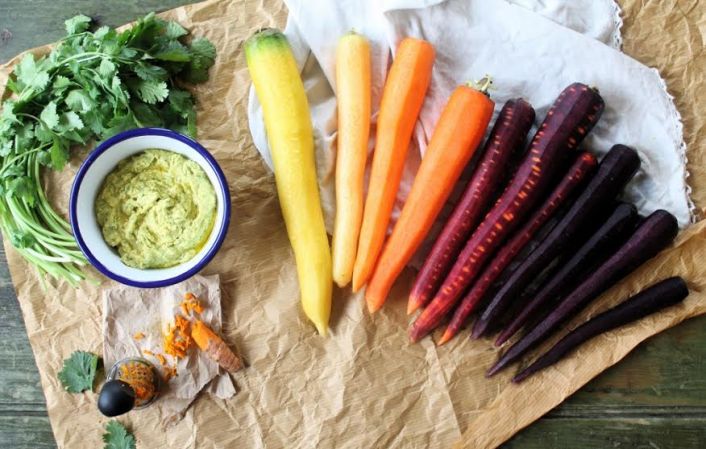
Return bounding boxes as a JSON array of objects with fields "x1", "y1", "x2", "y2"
[
  {"x1": 407, "y1": 99, "x2": 535, "y2": 315},
  {"x1": 409, "y1": 83, "x2": 604, "y2": 343},
  {"x1": 472, "y1": 144, "x2": 641, "y2": 339},
  {"x1": 437, "y1": 151, "x2": 597, "y2": 345}
]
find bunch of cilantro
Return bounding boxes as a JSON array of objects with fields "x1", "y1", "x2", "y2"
[{"x1": 0, "y1": 13, "x2": 216, "y2": 285}]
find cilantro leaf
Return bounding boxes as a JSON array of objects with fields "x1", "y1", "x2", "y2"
[
  {"x1": 7, "y1": 176, "x2": 36, "y2": 206},
  {"x1": 58, "y1": 351, "x2": 99, "y2": 393},
  {"x1": 52, "y1": 75, "x2": 72, "y2": 92},
  {"x1": 98, "y1": 58, "x2": 117, "y2": 77},
  {"x1": 131, "y1": 79, "x2": 169, "y2": 104},
  {"x1": 165, "y1": 21, "x2": 188, "y2": 39},
  {"x1": 50, "y1": 137, "x2": 69, "y2": 170},
  {"x1": 34, "y1": 123, "x2": 55, "y2": 143},
  {"x1": 65, "y1": 89, "x2": 94, "y2": 112},
  {"x1": 168, "y1": 89, "x2": 193, "y2": 117},
  {"x1": 103, "y1": 421, "x2": 136, "y2": 449},
  {"x1": 15, "y1": 54, "x2": 50, "y2": 91},
  {"x1": 0, "y1": 141, "x2": 13, "y2": 157},
  {"x1": 60, "y1": 111, "x2": 84, "y2": 131},
  {"x1": 133, "y1": 63, "x2": 168, "y2": 82},
  {"x1": 189, "y1": 38, "x2": 216, "y2": 67},
  {"x1": 153, "y1": 41, "x2": 191, "y2": 62},
  {"x1": 39, "y1": 102, "x2": 59, "y2": 130},
  {"x1": 10, "y1": 231, "x2": 36, "y2": 248},
  {"x1": 65, "y1": 15, "x2": 92, "y2": 35}
]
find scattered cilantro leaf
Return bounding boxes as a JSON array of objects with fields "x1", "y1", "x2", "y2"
[
  {"x1": 65, "y1": 15, "x2": 92, "y2": 35},
  {"x1": 103, "y1": 421, "x2": 136, "y2": 449},
  {"x1": 57, "y1": 350, "x2": 99, "y2": 393}
]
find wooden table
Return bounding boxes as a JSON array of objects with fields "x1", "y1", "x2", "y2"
[{"x1": 1, "y1": 1, "x2": 705, "y2": 448}]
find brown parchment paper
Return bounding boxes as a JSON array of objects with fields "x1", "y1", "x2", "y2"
[{"x1": 1, "y1": 1, "x2": 705, "y2": 448}]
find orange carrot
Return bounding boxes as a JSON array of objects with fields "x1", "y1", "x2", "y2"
[
  {"x1": 332, "y1": 31, "x2": 372, "y2": 288},
  {"x1": 365, "y1": 82, "x2": 494, "y2": 313},
  {"x1": 352, "y1": 37, "x2": 435, "y2": 292}
]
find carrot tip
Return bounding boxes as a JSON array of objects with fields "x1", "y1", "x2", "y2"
[
  {"x1": 437, "y1": 330, "x2": 453, "y2": 346},
  {"x1": 486, "y1": 360, "x2": 505, "y2": 378},
  {"x1": 366, "y1": 300, "x2": 380, "y2": 314},
  {"x1": 512, "y1": 372, "x2": 528, "y2": 383},
  {"x1": 407, "y1": 300, "x2": 420, "y2": 315},
  {"x1": 470, "y1": 321, "x2": 486, "y2": 339},
  {"x1": 494, "y1": 333, "x2": 509, "y2": 347}
]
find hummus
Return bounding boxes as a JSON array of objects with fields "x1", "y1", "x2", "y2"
[{"x1": 95, "y1": 149, "x2": 217, "y2": 269}]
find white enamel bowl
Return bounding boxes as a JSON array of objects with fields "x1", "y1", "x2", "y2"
[{"x1": 70, "y1": 128, "x2": 231, "y2": 288}]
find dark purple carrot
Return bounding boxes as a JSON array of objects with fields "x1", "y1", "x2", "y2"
[
  {"x1": 487, "y1": 209, "x2": 679, "y2": 377},
  {"x1": 409, "y1": 83, "x2": 605, "y2": 343},
  {"x1": 437, "y1": 151, "x2": 598, "y2": 346},
  {"x1": 407, "y1": 99, "x2": 535, "y2": 315},
  {"x1": 495, "y1": 202, "x2": 638, "y2": 346},
  {"x1": 472, "y1": 144, "x2": 641, "y2": 339},
  {"x1": 513, "y1": 276, "x2": 688, "y2": 383}
]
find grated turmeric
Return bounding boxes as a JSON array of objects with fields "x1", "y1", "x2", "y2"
[
  {"x1": 117, "y1": 360, "x2": 158, "y2": 406},
  {"x1": 133, "y1": 332, "x2": 145, "y2": 341},
  {"x1": 181, "y1": 292, "x2": 205, "y2": 316},
  {"x1": 163, "y1": 314, "x2": 193, "y2": 359},
  {"x1": 191, "y1": 320, "x2": 243, "y2": 372}
]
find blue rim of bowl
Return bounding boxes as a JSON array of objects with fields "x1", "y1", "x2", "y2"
[{"x1": 70, "y1": 127, "x2": 231, "y2": 288}]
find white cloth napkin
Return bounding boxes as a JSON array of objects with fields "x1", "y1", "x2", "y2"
[{"x1": 248, "y1": 0, "x2": 693, "y2": 228}]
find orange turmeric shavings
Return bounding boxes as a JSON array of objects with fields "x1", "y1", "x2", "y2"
[
  {"x1": 142, "y1": 349, "x2": 154, "y2": 357},
  {"x1": 163, "y1": 314, "x2": 193, "y2": 359},
  {"x1": 163, "y1": 366, "x2": 177, "y2": 382},
  {"x1": 133, "y1": 332, "x2": 145, "y2": 341},
  {"x1": 181, "y1": 292, "x2": 205, "y2": 316}
]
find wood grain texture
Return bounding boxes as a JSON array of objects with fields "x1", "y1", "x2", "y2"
[{"x1": 0, "y1": 1, "x2": 705, "y2": 448}]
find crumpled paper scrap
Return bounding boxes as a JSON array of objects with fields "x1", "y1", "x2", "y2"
[{"x1": 102, "y1": 274, "x2": 236, "y2": 426}]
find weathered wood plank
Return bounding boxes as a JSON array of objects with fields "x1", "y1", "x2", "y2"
[
  {"x1": 0, "y1": 416, "x2": 56, "y2": 449},
  {"x1": 502, "y1": 418, "x2": 706, "y2": 449},
  {"x1": 0, "y1": 0, "x2": 193, "y2": 63}
]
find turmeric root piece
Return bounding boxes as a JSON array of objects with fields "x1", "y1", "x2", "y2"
[{"x1": 191, "y1": 320, "x2": 243, "y2": 372}]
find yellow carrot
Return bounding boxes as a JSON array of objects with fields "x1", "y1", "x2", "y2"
[
  {"x1": 332, "y1": 32, "x2": 372, "y2": 288},
  {"x1": 245, "y1": 29, "x2": 332, "y2": 335}
]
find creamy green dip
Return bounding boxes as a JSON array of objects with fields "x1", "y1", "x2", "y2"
[{"x1": 95, "y1": 149, "x2": 217, "y2": 269}]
